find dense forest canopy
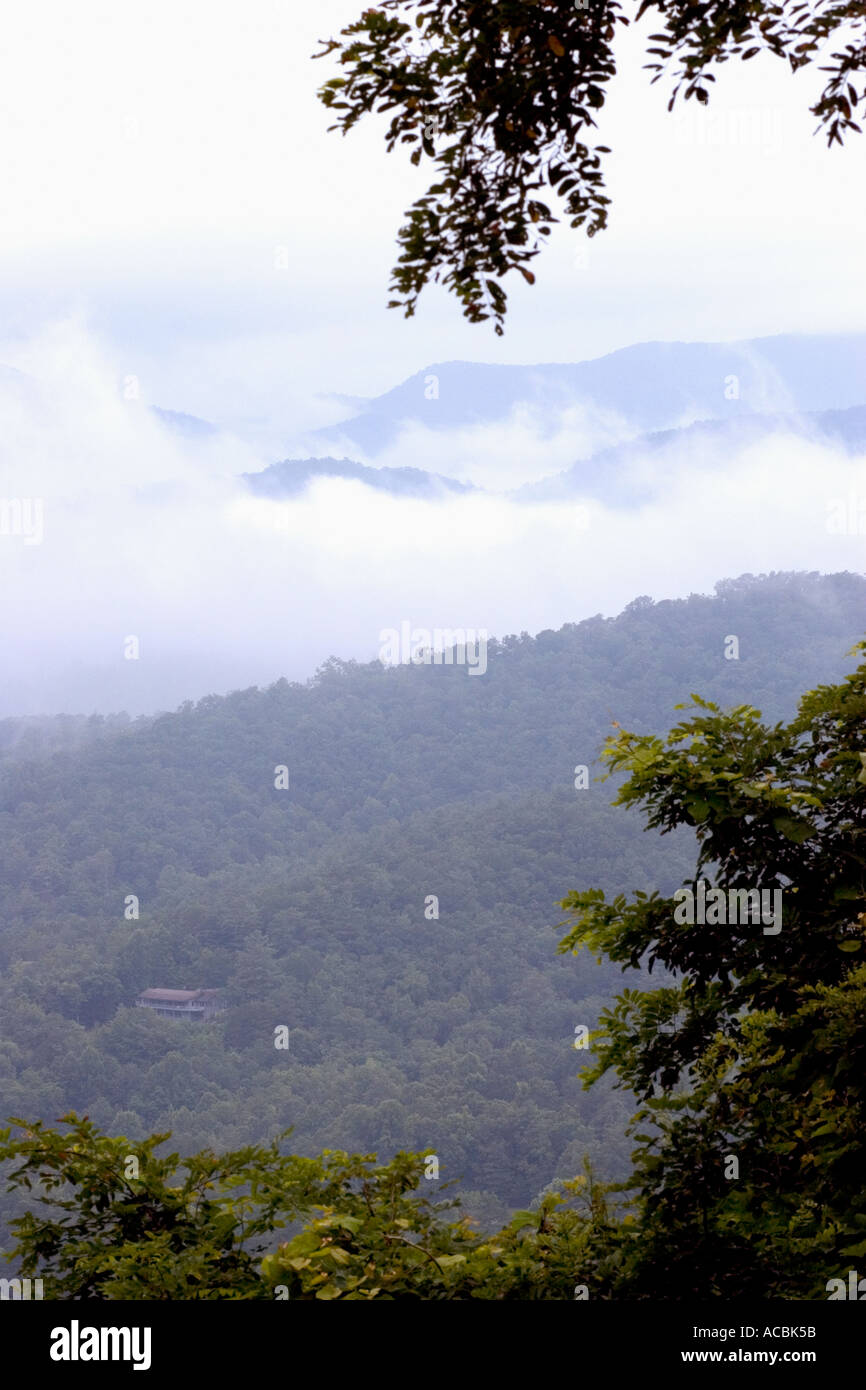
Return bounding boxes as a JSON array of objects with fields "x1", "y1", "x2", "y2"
[
  {"x1": 0, "y1": 570, "x2": 863, "y2": 1254},
  {"x1": 3, "y1": 590, "x2": 864, "y2": 1298}
]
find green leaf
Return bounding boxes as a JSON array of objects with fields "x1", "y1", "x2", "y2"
[
  {"x1": 508, "y1": 1210, "x2": 536, "y2": 1232},
  {"x1": 333, "y1": 1214, "x2": 363, "y2": 1233},
  {"x1": 771, "y1": 816, "x2": 814, "y2": 843}
]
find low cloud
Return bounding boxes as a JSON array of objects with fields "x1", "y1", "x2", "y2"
[
  {"x1": 308, "y1": 393, "x2": 638, "y2": 490},
  {"x1": 0, "y1": 321, "x2": 863, "y2": 717},
  {"x1": 353, "y1": 401, "x2": 634, "y2": 490}
]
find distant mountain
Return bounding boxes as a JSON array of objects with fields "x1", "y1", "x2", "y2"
[
  {"x1": 243, "y1": 456, "x2": 477, "y2": 499},
  {"x1": 0, "y1": 361, "x2": 219, "y2": 440},
  {"x1": 518, "y1": 403, "x2": 866, "y2": 504},
  {"x1": 312, "y1": 333, "x2": 866, "y2": 457},
  {"x1": 246, "y1": 402, "x2": 866, "y2": 507},
  {"x1": 151, "y1": 406, "x2": 218, "y2": 438}
]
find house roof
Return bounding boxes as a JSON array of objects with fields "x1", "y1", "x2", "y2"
[{"x1": 139, "y1": 988, "x2": 204, "y2": 1002}]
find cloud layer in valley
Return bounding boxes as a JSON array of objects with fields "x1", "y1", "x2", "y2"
[{"x1": 1, "y1": 322, "x2": 864, "y2": 718}]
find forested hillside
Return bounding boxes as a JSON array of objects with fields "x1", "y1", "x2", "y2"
[{"x1": 0, "y1": 570, "x2": 863, "y2": 1241}]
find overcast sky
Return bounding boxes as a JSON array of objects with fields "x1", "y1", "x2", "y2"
[{"x1": 0, "y1": 0, "x2": 864, "y2": 432}]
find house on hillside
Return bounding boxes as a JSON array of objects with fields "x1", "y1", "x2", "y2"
[{"x1": 135, "y1": 988, "x2": 226, "y2": 1021}]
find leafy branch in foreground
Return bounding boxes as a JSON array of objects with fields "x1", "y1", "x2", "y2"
[
  {"x1": 0, "y1": 1116, "x2": 621, "y2": 1299},
  {"x1": 558, "y1": 642, "x2": 866, "y2": 1296},
  {"x1": 315, "y1": 1, "x2": 866, "y2": 333}
]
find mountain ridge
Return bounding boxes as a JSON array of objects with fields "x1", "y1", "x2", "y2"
[
  {"x1": 310, "y1": 331, "x2": 866, "y2": 457},
  {"x1": 241, "y1": 402, "x2": 866, "y2": 504}
]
